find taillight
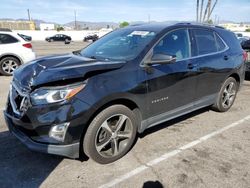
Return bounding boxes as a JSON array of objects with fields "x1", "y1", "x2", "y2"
[
  {"x1": 22, "y1": 43, "x2": 32, "y2": 49},
  {"x1": 243, "y1": 51, "x2": 248, "y2": 62}
]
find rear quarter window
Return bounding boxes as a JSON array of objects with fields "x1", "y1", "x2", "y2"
[
  {"x1": 214, "y1": 33, "x2": 227, "y2": 51},
  {"x1": 193, "y1": 29, "x2": 218, "y2": 55},
  {"x1": 0, "y1": 34, "x2": 19, "y2": 44},
  {"x1": 217, "y1": 30, "x2": 242, "y2": 53}
]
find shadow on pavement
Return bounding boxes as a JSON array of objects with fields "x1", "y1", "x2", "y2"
[
  {"x1": 143, "y1": 180, "x2": 164, "y2": 188},
  {"x1": 245, "y1": 72, "x2": 250, "y2": 81},
  {"x1": 0, "y1": 130, "x2": 63, "y2": 188}
]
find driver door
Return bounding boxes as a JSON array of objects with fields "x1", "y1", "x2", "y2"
[{"x1": 145, "y1": 28, "x2": 198, "y2": 120}]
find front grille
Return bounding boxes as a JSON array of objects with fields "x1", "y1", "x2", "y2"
[{"x1": 9, "y1": 82, "x2": 30, "y2": 116}]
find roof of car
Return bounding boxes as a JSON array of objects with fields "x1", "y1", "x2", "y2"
[
  {"x1": 0, "y1": 31, "x2": 26, "y2": 42},
  {"x1": 128, "y1": 22, "x2": 225, "y2": 33}
]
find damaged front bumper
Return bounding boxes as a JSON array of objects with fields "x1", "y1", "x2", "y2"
[{"x1": 4, "y1": 85, "x2": 92, "y2": 158}]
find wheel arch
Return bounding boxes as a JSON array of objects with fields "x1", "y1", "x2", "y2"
[
  {"x1": 228, "y1": 73, "x2": 241, "y2": 86},
  {"x1": 79, "y1": 97, "x2": 142, "y2": 159},
  {"x1": 0, "y1": 53, "x2": 23, "y2": 64}
]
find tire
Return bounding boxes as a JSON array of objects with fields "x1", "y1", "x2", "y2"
[
  {"x1": 65, "y1": 39, "x2": 70, "y2": 44},
  {"x1": 212, "y1": 77, "x2": 238, "y2": 112},
  {"x1": 0, "y1": 56, "x2": 21, "y2": 76},
  {"x1": 83, "y1": 105, "x2": 137, "y2": 164}
]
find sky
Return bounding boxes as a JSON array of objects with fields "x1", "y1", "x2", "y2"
[{"x1": 0, "y1": 0, "x2": 250, "y2": 24}]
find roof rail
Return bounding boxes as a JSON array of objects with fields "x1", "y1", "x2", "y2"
[{"x1": 175, "y1": 22, "x2": 225, "y2": 29}]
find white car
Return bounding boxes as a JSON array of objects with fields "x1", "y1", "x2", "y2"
[{"x1": 0, "y1": 31, "x2": 36, "y2": 76}]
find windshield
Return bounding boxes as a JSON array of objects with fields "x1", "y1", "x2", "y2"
[{"x1": 80, "y1": 28, "x2": 156, "y2": 61}]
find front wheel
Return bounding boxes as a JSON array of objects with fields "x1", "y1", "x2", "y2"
[
  {"x1": 212, "y1": 77, "x2": 238, "y2": 112},
  {"x1": 83, "y1": 105, "x2": 137, "y2": 164}
]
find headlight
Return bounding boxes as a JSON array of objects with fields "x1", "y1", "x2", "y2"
[{"x1": 30, "y1": 82, "x2": 86, "y2": 105}]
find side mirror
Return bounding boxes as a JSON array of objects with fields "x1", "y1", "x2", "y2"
[{"x1": 149, "y1": 53, "x2": 176, "y2": 65}]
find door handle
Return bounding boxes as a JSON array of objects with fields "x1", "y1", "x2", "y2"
[
  {"x1": 187, "y1": 63, "x2": 198, "y2": 69},
  {"x1": 224, "y1": 55, "x2": 229, "y2": 60}
]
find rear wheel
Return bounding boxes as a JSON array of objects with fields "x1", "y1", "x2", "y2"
[
  {"x1": 65, "y1": 39, "x2": 70, "y2": 44},
  {"x1": 0, "y1": 57, "x2": 21, "y2": 76},
  {"x1": 83, "y1": 105, "x2": 137, "y2": 164},
  {"x1": 212, "y1": 77, "x2": 238, "y2": 112}
]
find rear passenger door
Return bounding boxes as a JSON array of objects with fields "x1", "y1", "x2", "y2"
[{"x1": 190, "y1": 28, "x2": 230, "y2": 103}]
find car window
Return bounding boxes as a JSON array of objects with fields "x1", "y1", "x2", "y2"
[
  {"x1": 81, "y1": 29, "x2": 156, "y2": 61},
  {"x1": 215, "y1": 33, "x2": 227, "y2": 51},
  {"x1": 0, "y1": 34, "x2": 18, "y2": 44},
  {"x1": 193, "y1": 29, "x2": 218, "y2": 55},
  {"x1": 153, "y1": 29, "x2": 191, "y2": 61}
]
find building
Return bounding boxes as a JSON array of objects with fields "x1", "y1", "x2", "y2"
[
  {"x1": 219, "y1": 23, "x2": 250, "y2": 32},
  {"x1": 40, "y1": 23, "x2": 55, "y2": 31},
  {"x1": 0, "y1": 20, "x2": 36, "y2": 30}
]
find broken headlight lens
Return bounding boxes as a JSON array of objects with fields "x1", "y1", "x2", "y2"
[{"x1": 30, "y1": 82, "x2": 86, "y2": 105}]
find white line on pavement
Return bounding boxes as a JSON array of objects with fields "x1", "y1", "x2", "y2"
[{"x1": 99, "y1": 115, "x2": 250, "y2": 188}]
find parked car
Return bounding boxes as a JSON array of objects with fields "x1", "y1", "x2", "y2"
[
  {"x1": 241, "y1": 39, "x2": 250, "y2": 71},
  {"x1": 4, "y1": 23, "x2": 245, "y2": 164},
  {"x1": 241, "y1": 39, "x2": 250, "y2": 50},
  {"x1": 0, "y1": 31, "x2": 36, "y2": 76},
  {"x1": 238, "y1": 37, "x2": 248, "y2": 45},
  {"x1": 45, "y1": 34, "x2": 71, "y2": 44},
  {"x1": 84, "y1": 34, "x2": 99, "y2": 42},
  {"x1": 235, "y1": 33, "x2": 243, "y2": 38},
  {"x1": 18, "y1": 33, "x2": 32, "y2": 41}
]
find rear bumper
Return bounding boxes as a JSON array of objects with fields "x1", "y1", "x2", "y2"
[
  {"x1": 21, "y1": 51, "x2": 36, "y2": 63},
  {"x1": 4, "y1": 111, "x2": 80, "y2": 158}
]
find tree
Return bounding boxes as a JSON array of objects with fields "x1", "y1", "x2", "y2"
[
  {"x1": 196, "y1": 0, "x2": 200, "y2": 22},
  {"x1": 202, "y1": 0, "x2": 211, "y2": 22},
  {"x1": 119, "y1": 21, "x2": 129, "y2": 28},
  {"x1": 199, "y1": 0, "x2": 205, "y2": 22},
  {"x1": 207, "y1": 0, "x2": 218, "y2": 22},
  {"x1": 56, "y1": 26, "x2": 64, "y2": 32},
  {"x1": 196, "y1": 0, "x2": 219, "y2": 23}
]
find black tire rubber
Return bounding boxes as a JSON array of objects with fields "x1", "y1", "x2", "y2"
[
  {"x1": 0, "y1": 56, "x2": 21, "y2": 76},
  {"x1": 212, "y1": 77, "x2": 238, "y2": 112},
  {"x1": 83, "y1": 105, "x2": 137, "y2": 164},
  {"x1": 65, "y1": 39, "x2": 70, "y2": 44}
]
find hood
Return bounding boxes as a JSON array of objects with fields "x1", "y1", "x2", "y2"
[{"x1": 13, "y1": 53, "x2": 125, "y2": 90}]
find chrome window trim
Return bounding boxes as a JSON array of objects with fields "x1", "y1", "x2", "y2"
[{"x1": 140, "y1": 28, "x2": 230, "y2": 67}]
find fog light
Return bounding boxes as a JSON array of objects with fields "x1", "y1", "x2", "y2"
[{"x1": 49, "y1": 123, "x2": 70, "y2": 142}]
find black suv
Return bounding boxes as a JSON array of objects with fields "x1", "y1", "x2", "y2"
[
  {"x1": 4, "y1": 23, "x2": 245, "y2": 164},
  {"x1": 84, "y1": 34, "x2": 99, "y2": 42}
]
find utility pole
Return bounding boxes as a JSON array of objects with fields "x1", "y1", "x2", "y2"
[
  {"x1": 199, "y1": 0, "x2": 204, "y2": 22},
  {"x1": 74, "y1": 10, "x2": 77, "y2": 30},
  {"x1": 148, "y1": 14, "x2": 151, "y2": 23},
  {"x1": 27, "y1": 9, "x2": 31, "y2": 21},
  {"x1": 214, "y1": 14, "x2": 217, "y2": 25},
  {"x1": 196, "y1": 0, "x2": 200, "y2": 22}
]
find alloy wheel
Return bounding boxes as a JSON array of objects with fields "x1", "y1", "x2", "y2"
[
  {"x1": 95, "y1": 114, "x2": 133, "y2": 158},
  {"x1": 222, "y1": 81, "x2": 236, "y2": 109}
]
